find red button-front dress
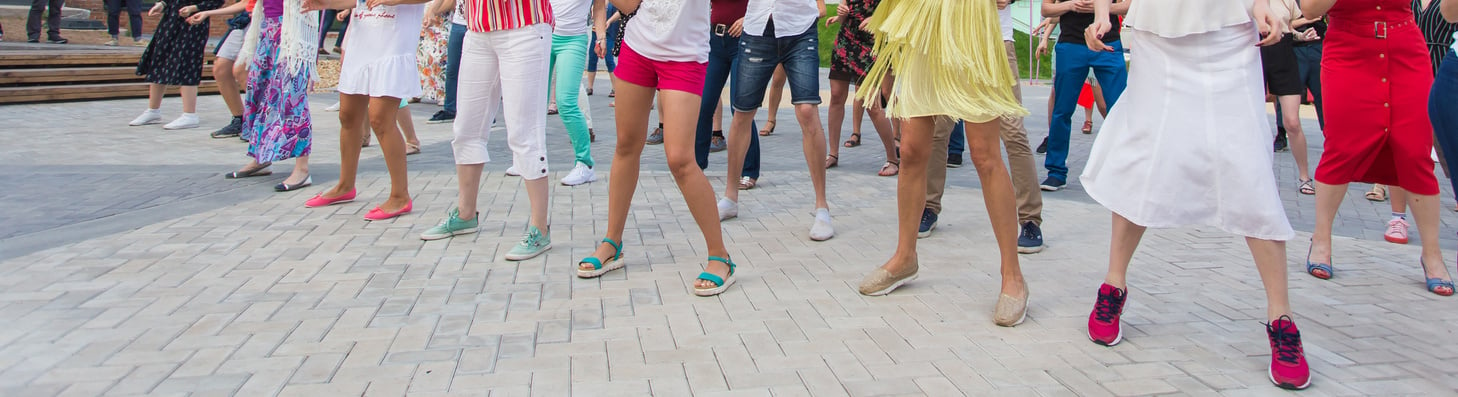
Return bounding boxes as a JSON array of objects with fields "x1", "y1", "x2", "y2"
[{"x1": 1315, "y1": 0, "x2": 1439, "y2": 195}]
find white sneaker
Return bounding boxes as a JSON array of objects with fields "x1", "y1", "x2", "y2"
[
  {"x1": 718, "y1": 198, "x2": 738, "y2": 221},
  {"x1": 163, "y1": 113, "x2": 200, "y2": 130},
  {"x1": 325, "y1": 102, "x2": 341, "y2": 112},
  {"x1": 505, "y1": 166, "x2": 521, "y2": 176},
  {"x1": 105, "y1": 37, "x2": 118, "y2": 46},
  {"x1": 809, "y1": 208, "x2": 834, "y2": 241},
  {"x1": 129, "y1": 109, "x2": 162, "y2": 126},
  {"x1": 560, "y1": 162, "x2": 596, "y2": 186}
]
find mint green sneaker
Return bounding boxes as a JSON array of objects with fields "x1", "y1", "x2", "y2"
[
  {"x1": 420, "y1": 209, "x2": 478, "y2": 241},
  {"x1": 504, "y1": 225, "x2": 552, "y2": 261}
]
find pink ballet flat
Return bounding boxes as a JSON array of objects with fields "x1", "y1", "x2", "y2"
[
  {"x1": 364, "y1": 201, "x2": 413, "y2": 221},
  {"x1": 304, "y1": 189, "x2": 356, "y2": 208}
]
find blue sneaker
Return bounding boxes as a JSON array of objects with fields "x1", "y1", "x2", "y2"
[
  {"x1": 505, "y1": 225, "x2": 552, "y2": 261},
  {"x1": 917, "y1": 208, "x2": 938, "y2": 239},
  {"x1": 1017, "y1": 221, "x2": 1044, "y2": 254},
  {"x1": 1039, "y1": 177, "x2": 1066, "y2": 192}
]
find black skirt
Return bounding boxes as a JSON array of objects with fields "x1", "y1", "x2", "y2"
[{"x1": 137, "y1": 0, "x2": 223, "y2": 86}]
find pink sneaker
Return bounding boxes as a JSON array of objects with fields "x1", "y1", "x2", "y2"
[
  {"x1": 304, "y1": 189, "x2": 356, "y2": 208},
  {"x1": 1384, "y1": 218, "x2": 1410, "y2": 244},
  {"x1": 363, "y1": 201, "x2": 413, "y2": 221},
  {"x1": 1087, "y1": 283, "x2": 1127, "y2": 346},
  {"x1": 1266, "y1": 315, "x2": 1311, "y2": 390}
]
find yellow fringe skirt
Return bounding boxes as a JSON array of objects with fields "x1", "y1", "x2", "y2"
[{"x1": 854, "y1": 0, "x2": 1028, "y2": 123}]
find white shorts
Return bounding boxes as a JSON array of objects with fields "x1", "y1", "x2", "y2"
[{"x1": 217, "y1": 27, "x2": 247, "y2": 61}]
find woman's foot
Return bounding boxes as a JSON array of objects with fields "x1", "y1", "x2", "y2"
[
  {"x1": 843, "y1": 133, "x2": 861, "y2": 147},
  {"x1": 275, "y1": 172, "x2": 312, "y2": 192},
  {"x1": 1306, "y1": 240, "x2": 1334, "y2": 279},
  {"x1": 1420, "y1": 256, "x2": 1453, "y2": 296},
  {"x1": 579, "y1": 239, "x2": 625, "y2": 276},
  {"x1": 1365, "y1": 185, "x2": 1388, "y2": 202},
  {"x1": 694, "y1": 258, "x2": 734, "y2": 290},
  {"x1": 760, "y1": 120, "x2": 776, "y2": 136},
  {"x1": 1298, "y1": 179, "x2": 1315, "y2": 195},
  {"x1": 376, "y1": 197, "x2": 412, "y2": 214},
  {"x1": 225, "y1": 162, "x2": 272, "y2": 179},
  {"x1": 878, "y1": 161, "x2": 899, "y2": 177},
  {"x1": 859, "y1": 256, "x2": 918, "y2": 296},
  {"x1": 1384, "y1": 218, "x2": 1410, "y2": 244},
  {"x1": 825, "y1": 154, "x2": 838, "y2": 168},
  {"x1": 406, "y1": 142, "x2": 421, "y2": 155},
  {"x1": 994, "y1": 278, "x2": 1029, "y2": 327},
  {"x1": 1081, "y1": 120, "x2": 1093, "y2": 134}
]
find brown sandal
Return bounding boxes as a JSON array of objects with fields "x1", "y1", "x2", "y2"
[
  {"x1": 406, "y1": 143, "x2": 421, "y2": 156},
  {"x1": 738, "y1": 176, "x2": 757, "y2": 190},
  {"x1": 760, "y1": 120, "x2": 776, "y2": 136},
  {"x1": 1365, "y1": 185, "x2": 1388, "y2": 202},
  {"x1": 825, "y1": 154, "x2": 839, "y2": 169},
  {"x1": 844, "y1": 133, "x2": 861, "y2": 147}
]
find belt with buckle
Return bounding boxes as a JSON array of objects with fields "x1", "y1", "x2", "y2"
[
  {"x1": 713, "y1": 24, "x2": 729, "y2": 36},
  {"x1": 1330, "y1": 19, "x2": 1414, "y2": 39}
]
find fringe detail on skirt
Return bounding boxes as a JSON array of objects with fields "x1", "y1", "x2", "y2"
[{"x1": 854, "y1": 0, "x2": 1028, "y2": 123}]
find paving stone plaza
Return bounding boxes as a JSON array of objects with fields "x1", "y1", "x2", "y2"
[{"x1": 2, "y1": 72, "x2": 1456, "y2": 396}]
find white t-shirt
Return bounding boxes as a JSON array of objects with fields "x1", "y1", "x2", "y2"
[
  {"x1": 744, "y1": 0, "x2": 818, "y2": 38},
  {"x1": 999, "y1": 7, "x2": 1013, "y2": 42},
  {"x1": 624, "y1": 0, "x2": 710, "y2": 63},
  {"x1": 451, "y1": 0, "x2": 466, "y2": 25},
  {"x1": 550, "y1": 0, "x2": 592, "y2": 36},
  {"x1": 1125, "y1": 0, "x2": 1251, "y2": 38}
]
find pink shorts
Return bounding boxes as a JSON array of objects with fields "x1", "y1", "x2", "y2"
[{"x1": 613, "y1": 43, "x2": 707, "y2": 96}]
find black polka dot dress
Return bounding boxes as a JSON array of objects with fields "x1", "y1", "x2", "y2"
[{"x1": 136, "y1": 0, "x2": 224, "y2": 86}]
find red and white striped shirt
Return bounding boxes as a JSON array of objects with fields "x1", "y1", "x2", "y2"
[{"x1": 466, "y1": 0, "x2": 554, "y2": 33}]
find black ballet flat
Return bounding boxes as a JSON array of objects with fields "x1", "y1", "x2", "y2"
[
  {"x1": 225, "y1": 163, "x2": 273, "y2": 179},
  {"x1": 275, "y1": 175, "x2": 312, "y2": 192}
]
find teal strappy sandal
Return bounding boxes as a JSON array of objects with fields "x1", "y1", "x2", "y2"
[
  {"x1": 1421, "y1": 259, "x2": 1455, "y2": 296},
  {"x1": 578, "y1": 238, "x2": 625, "y2": 278},
  {"x1": 1305, "y1": 244, "x2": 1333, "y2": 280},
  {"x1": 693, "y1": 256, "x2": 737, "y2": 297}
]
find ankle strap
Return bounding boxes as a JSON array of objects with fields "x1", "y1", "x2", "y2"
[{"x1": 602, "y1": 238, "x2": 623, "y2": 256}]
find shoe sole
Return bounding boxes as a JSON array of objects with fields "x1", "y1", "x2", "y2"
[
  {"x1": 947, "y1": 163, "x2": 963, "y2": 168},
  {"x1": 1384, "y1": 235, "x2": 1409, "y2": 244},
  {"x1": 917, "y1": 223, "x2": 936, "y2": 239},
  {"x1": 862, "y1": 273, "x2": 917, "y2": 296},
  {"x1": 561, "y1": 178, "x2": 596, "y2": 186},
  {"x1": 810, "y1": 230, "x2": 834, "y2": 241},
  {"x1": 504, "y1": 244, "x2": 552, "y2": 261},
  {"x1": 1270, "y1": 367, "x2": 1312, "y2": 390},
  {"x1": 694, "y1": 275, "x2": 736, "y2": 297},
  {"x1": 999, "y1": 310, "x2": 1027, "y2": 327},
  {"x1": 420, "y1": 228, "x2": 478, "y2": 241},
  {"x1": 577, "y1": 258, "x2": 625, "y2": 278},
  {"x1": 1039, "y1": 185, "x2": 1063, "y2": 192},
  {"x1": 164, "y1": 124, "x2": 199, "y2": 130},
  {"x1": 426, "y1": 119, "x2": 454, "y2": 124},
  {"x1": 130, "y1": 120, "x2": 161, "y2": 126},
  {"x1": 1089, "y1": 328, "x2": 1123, "y2": 347},
  {"x1": 304, "y1": 199, "x2": 353, "y2": 208},
  {"x1": 1017, "y1": 244, "x2": 1045, "y2": 254},
  {"x1": 720, "y1": 212, "x2": 738, "y2": 221}
]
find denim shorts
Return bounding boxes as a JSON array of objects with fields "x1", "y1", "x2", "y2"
[{"x1": 732, "y1": 21, "x2": 821, "y2": 112}]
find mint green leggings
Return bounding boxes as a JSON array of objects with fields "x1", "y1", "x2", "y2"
[{"x1": 550, "y1": 33, "x2": 593, "y2": 167}]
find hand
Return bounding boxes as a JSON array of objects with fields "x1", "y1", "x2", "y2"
[
  {"x1": 302, "y1": 0, "x2": 325, "y2": 13},
  {"x1": 729, "y1": 18, "x2": 744, "y2": 36},
  {"x1": 149, "y1": 2, "x2": 164, "y2": 16},
  {"x1": 1071, "y1": 0, "x2": 1095, "y2": 13},
  {"x1": 186, "y1": 10, "x2": 209, "y2": 24},
  {"x1": 1253, "y1": 4, "x2": 1283, "y2": 46},
  {"x1": 1035, "y1": 38, "x2": 1049, "y2": 57},
  {"x1": 1298, "y1": 28, "x2": 1320, "y2": 42},
  {"x1": 859, "y1": 17, "x2": 872, "y2": 32},
  {"x1": 427, "y1": 11, "x2": 442, "y2": 25},
  {"x1": 1085, "y1": 20, "x2": 1114, "y2": 52},
  {"x1": 336, "y1": 9, "x2": 349, "y2": 20},
  {"x1": 824, "y1": 15, "x2": 839, "y2": 28},
  {"x1": 595, "y1": 40, "x2": 606, "y2": 57},
  {"x1": 997, "y1": 0, "x2": 1010, "y2": 10},
  {"x1": 178, "y1": 5, "x2": 198, "y2": 17},
  {"x1": 366, "y1": 0, "x2": 399, "y2": 9},
  {"x1": 836, "y1": 3, "x2": 848, "y2": 15}
]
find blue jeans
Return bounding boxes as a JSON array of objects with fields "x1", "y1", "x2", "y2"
[
  {"x1": 587, "y1": 24, "x2": 619, "y2": 73},
  {"x1": 443, "y1": 22, "x2": 466, "y2": 113},
  {"x1": 697, "y1": 32, "x2": 760, "y2": 179},
  {"x1": 733, "y1": 20, "x2": 822, "y2": 112},
  {"x1": 1045, "y1": 41, "x2": 1128, "y2": 181},
  {"x1": 319, "y1": 10, "x2": 348, "y2": 49},
  {"x1": 1430, "y1": 49, "x2": 1458, "y2": 196}
]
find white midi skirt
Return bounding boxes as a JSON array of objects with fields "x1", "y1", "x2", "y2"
[{"x1": 1080, "y1": 23, "x2": 1295, "y2": 241}]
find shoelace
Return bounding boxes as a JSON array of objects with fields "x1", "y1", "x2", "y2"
[
  {"x1": 1267, "y1": 320, "x2": 1303, "y2": 364},
  {"x1": 921, "y1": 211, "x2": 934, "y2": 225},
  {"x1": 1020, "y1": 225, "x2": 1038, "y2": 240},
  {"x1": 1387, "y1": 219, "x2": 1409, "y2": 235},
  {"x1": 1092, "y1": 290, "x2": 1125, "y2": 322}
]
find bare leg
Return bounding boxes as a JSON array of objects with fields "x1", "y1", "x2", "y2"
[
  {"x1": 965, "y1": 119, "x2": 1026, "y2": 296},
  {"x1": 1408, "y1": 192, "x2": 1453, "y2": 284},
  {"x1": 148, "y1": 83, "x2": 164, "y2": 109},
  {"x1": 215, "y1": 58, "x2": 244, "y2": 117},
  {"x1": 765, "y1": 65, "x2": 787, "y2": 131},
  {"x1": 1248, "y1": 238, "x2": 1293, "y2": 321},
  {"x1": 181, "y1": 85, "x2": 198, "y2": 114},
  {"x1": 366, "y1": 96, "x2": 411, "y2": 212},
  {"x1": 325, "y1": 93, "x2": 371, "y2": 198},
  {"x1": 1103, "y1": 213, "x2": 1148, "y2": 290},
  {"x1": 724, "y1": 109, "x2": 756, "y2": 202},
  {"x1": 1278, "y1": 95, "x2": 1311, "y2": 181},
  {"x1": 1391, "y1": 187, "x2": 1408, "y2": 214},
  {"x1": 864, "y1": 88, "x2": 897, "y2": 162},
  {"x1": 796, "y1": 102, "x2": 830, "y2": 209},
  {"x1": 827, "y1": 79, "x2": 849, "y2": 160},
  {"x1": 397, "y1": 104, "x2": 420, "y2": 147},
  {"x1": 878, "y1": 116, "x2": 934, "y2": 274},
  {"x1": 656, "y1": 88, "x2": 733, "y2": 287},
  {"x1": 712, "y1": 98, "x2": 723, "y2": 131},
  {"x1": 1092, "y1": 83, "x2": 1108, "y2": 117},
  {"x1": 284, "y1": 156, "x2": 310, "y2": 185},
  {"x1": 1309, "y1": 181, "x2": 1349, "y2": 269}
]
